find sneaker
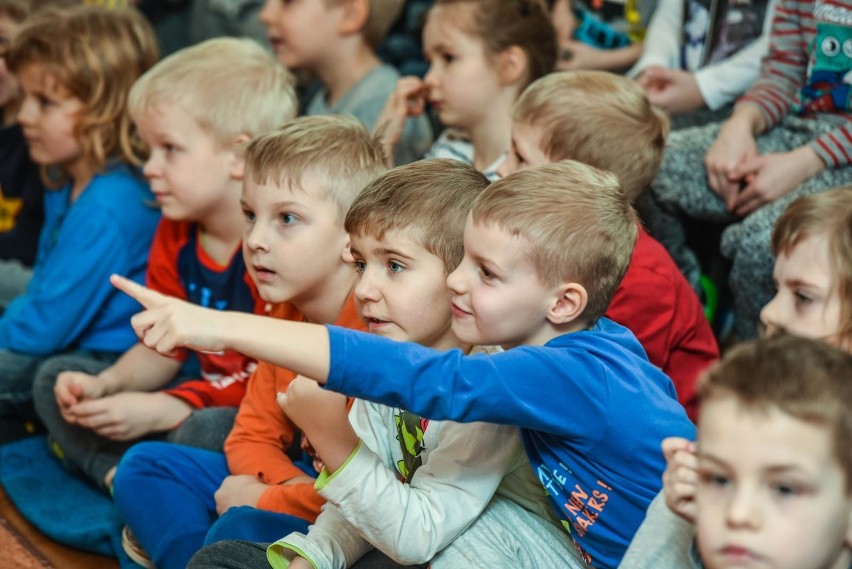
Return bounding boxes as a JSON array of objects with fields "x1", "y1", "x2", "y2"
[{"x1": 122, "y1": 525, "x2": 155, "y2": 569}]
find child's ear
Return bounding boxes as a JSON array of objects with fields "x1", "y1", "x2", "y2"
[
  {"x1": 338, "y1": 0, "x2": 370, "y2": 37},
  {"x1": 229, "y1": 133, "x2": 252, "y2": 180},
  {"x1": 496, "y1": 45, "x2": 528, "y2": 87},
  {"x1": 341, "y1": 236, "x2": 354, "y2": 264},
  {"x1": 547, "y1": 282, "x2": 588, "y2": 326}
]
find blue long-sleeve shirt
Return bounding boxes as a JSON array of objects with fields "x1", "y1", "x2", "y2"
[
  {"x1": 0, "y1": 163, "x2": 160, "y2": 355},
  {"x1": 325, "y1": 318, "x2": 695, "y2": 569}
]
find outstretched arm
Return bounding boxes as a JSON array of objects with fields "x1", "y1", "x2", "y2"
[{"x1": 112, "y1": 274, "x2": 332, "y2": 384}]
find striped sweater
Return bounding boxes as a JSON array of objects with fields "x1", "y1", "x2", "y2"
[{"x1": 738, "y1": 0, "x2": 852, "y2": 167}]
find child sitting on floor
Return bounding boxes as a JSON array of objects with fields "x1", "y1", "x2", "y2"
[{"x1": 112, "y1": 159, "x2": 695, "y2": 568}]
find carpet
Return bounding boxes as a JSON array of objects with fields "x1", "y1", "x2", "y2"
[
  {"x1": 0, "y1": 437, "x2": 137, "y2": 568},
  {"x1": 0, "y1": 514, "x2": 52, "y2": 569}
]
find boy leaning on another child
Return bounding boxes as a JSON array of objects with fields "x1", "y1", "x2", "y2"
[
  {"x1": 498, "y1": 70, "x2": 718, "y2": 420},
  {"x1": 113, "y1": 159, "x2": 695, "y2": 569},
  {"x1": 190, "y1": 158, "x2": 582, "y2": 569},
  {"x1": 112, "y1": 116, "x2": 387, "y2": 569},
  {"x1": 31, "y1": 36, "x2": 297, "y2": 492}
]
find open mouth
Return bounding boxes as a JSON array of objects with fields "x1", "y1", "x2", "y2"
[{"x1": 253, "y1": 265, "x2": 276, "y2": 282}]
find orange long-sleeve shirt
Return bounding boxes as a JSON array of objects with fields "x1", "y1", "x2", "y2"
[{"x1": 224, "y1": 296, "x2": 365, "y2": 522}]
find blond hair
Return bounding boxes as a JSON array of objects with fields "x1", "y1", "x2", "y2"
[
  {"x1": 245, "y1": 115, "x2": 387, "y2": 218},
  {"x1": 435, "y1": 0, "x2": 556, "y2": 88},
  {"x1": 514, "y1": 71, "x2": 669, "y2": 203},
  {"x1": 129, "y1": 37, "x2": 297, "y2": 146},
  {"x1": 7, "y1": 6, "x2": 157, "y2": 181},
  {"x1": 771, "y1": 188, "x2": 852, "y2": 345},
  {"x1": 345, "y1": 159, "x2": 489, "y2": 272},
  {"x1": 473, "y1": 159, "x2": 637, "y2": 322},
  {"x1": 699, "y1": 334, "x2": 852, "y2": 491}
]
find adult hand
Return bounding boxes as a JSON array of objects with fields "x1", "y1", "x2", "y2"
[
  {"x1": 728, "y1": 146, "x2": 824, "y2": 217},
  {"x1": 69, "y1": 391, "x2": 192, "y2": 440},
  {"x1": 111, "y1": 274, "x2": 229, "y2": 356},
  {"x1": 214, "y1": 474, "x2": 268, "y2": 515},
  {"x1": 373, "y1": 77, "x2": 430, "y2": 166},
  {"x1": 661, "y1": 437, "x2": 698, "y2": 524},
  {"x1": 638, "y1": 67, "x2": 705, "y2": 115},
  {"x1": 277, "y1": 376, "x2": 356, "y2": 472},
  {"x1": 704, "y1": 117, "x2": 759, "y2": 208}
]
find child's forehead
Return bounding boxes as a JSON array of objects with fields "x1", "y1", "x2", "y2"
[
  {"x1": 16, "y1": 63, "x2": 71, "y2": 96},
  {"x1": 243, "y1": 174, "x2": 335, "y2": 208},
  {"x1": 351, "y1": 225, "x2": 432, "y2": 256},
  {"x1": 424, "y1": 3, "x2": 480, "y2": 44},
  {"x1": 697, "y1": 397, "x2": 837, "y2": 470}
]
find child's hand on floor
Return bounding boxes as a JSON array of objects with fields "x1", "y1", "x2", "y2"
[
  {"x1": 661, "y1": 436, "x2": 698, "y2": 524},
  {"x1": 214, "y1": 474, "x2": 268, "y2": 515},
  {"x1": 374, "y1": 77, "x2": 430, "y2": 166},
  {"x1": 55, "y1": 371, "x2": 107, "y2": 423},
  {"x1": 111, "y1": 274, "x2": 229, "y2": 356},
  {"x1": 68, "y1": 391, "x2": 192, "y2": 440},
  {"x1": 277, "y1": 376, "x2": 357, "y2": 473}
]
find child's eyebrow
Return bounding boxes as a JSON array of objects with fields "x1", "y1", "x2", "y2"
[
  {"x1": 784, "y1": 277, "x2": 823, "y2": 290},
  {"x1": 376, "y1": 247, "x2": 415, "y2": 261}
]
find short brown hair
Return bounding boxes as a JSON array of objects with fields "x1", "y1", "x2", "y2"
[
  {"x1": 434, "y1": 0, "x2": 556, "y2": 89},
  {"x1": 514, "y1": 71, "x2": 669, "y2": 203},
  {"x1": 0, "y1": 0, "x2": 29, "y2": 22},
  {"x1": 244, "y1": 115, "x2": 387, "y2": 219},
  {"x1": 699, "y1": 334, "x2": 852, "y2": 491},
  {"x1": 771, "y1": 188, "x2": 852, "y2": 346},
  {"x1": 8, "y1": 6, "x2": 157, "y2": 179},
  {"x1": 345, "y1": 158, "x2": 489, "y2": 272},
  {"x1": 362, "y1": 0, "x2": 404, "y2": 48},
  {"x1": 473, "y1": 159, "x2": 637, "y2": 322}
]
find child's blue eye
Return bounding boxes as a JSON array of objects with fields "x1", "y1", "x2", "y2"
[
  {"x1": 388, "y1": 261, "x2": 405, "y2": 274},
  {"x1": 353, "y1": 260, "x2": 366, "y2": 273},
  {"x1": 242, "y1": 209, "x2": 255, "y2": 223},
  {"x1": 279, "y1": 213, "x2": 298, "y2": 225}
]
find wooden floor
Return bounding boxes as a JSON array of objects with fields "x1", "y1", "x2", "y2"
[{"x1": 0, "y1": 484, "x2": 118, "y2": 569}]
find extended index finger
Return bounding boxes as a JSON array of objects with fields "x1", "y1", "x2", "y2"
[{"x1": 110, "y1": 274, "x2": 163, "y2": 309}]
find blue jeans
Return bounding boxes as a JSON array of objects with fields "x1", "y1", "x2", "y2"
[{"x1": 113, "y1": 442, "x2": 310, "y2": 569}]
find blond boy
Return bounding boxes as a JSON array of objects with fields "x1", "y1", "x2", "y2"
[
  {"x1": 31, "y1": 37, "x2": 297, "y2": 490},
  {"x1": 113, "y1": 159, "x2": 695, "y2": 569},
  {"x1": 259, "y1": 0, "x2": 432, "y2": 165},
  {"x1": 111, "y1": 116, "x2": 386, "y2": 569},
  {"x1": 499, "y1": 70, "x2": 718, "y2": 419}
]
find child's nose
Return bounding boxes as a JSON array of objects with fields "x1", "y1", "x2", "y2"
[
  {"x1": 16, "y1": 97, "x2": 36, "y2": 127},
  {"x1": 245, "y1": 222, "x2": 269, "y2": 252},
  {"x1": 446, "y1": 265, "x2": 467, "y2": 295},
  {"x1": 725, "y1": 487, "x2": 762, "y2": 530},
  {"x1": 258, "y1": 0, "x2": 275, "y2": 25},
  {"x1": 354, "y1": 269, "x2": 381, "y2": 302},
  {"x1": 758, "y1": 295, "x2": 781, "y2": 338},
  {"x1": 142, "y1": 151, "x2": 163, "y2": 179}
]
